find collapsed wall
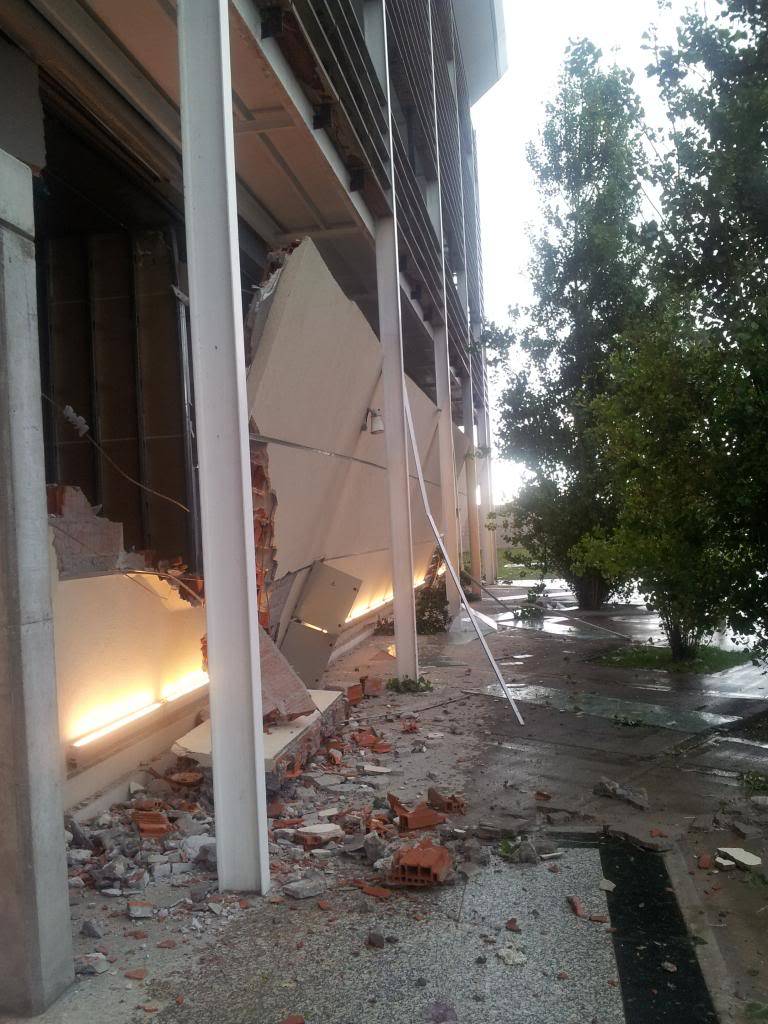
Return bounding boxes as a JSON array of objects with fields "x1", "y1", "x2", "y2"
[{"x1": 244, "y1": 238, "x2": 470, "y2": 628}]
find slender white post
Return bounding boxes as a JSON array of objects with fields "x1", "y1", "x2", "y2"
[
  {"x1": 0, "y1": 149, "x2": 73, "y2": 1015},
  {"x1": 426, "y1": 7, "x2": 461, "y2": 617},
  {"x1": 369, "y1": 0, "x2": 418, "y2": 681},
  {"x1": 177, "y1": 0, "x2": 269, "y2": 892},
  {"x1": 477, "y1": 389, "x2": 497, "y2": 582},
  {"x1": 433, "y1": 326, "x2": 461, "y2": 615},
  {"x1": 375, "y1": 217, "x2": 419, "y2": 680},
  {"x1": 462, "y1": 375, "x2": 482, "y2": 597}
]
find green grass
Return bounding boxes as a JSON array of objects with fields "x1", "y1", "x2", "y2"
[{"x1": 596, "y1": 644, "x2": 752, "y2": 674}]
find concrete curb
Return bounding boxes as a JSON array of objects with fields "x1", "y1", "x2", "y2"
[
  {"x1": 664, "y1": 842, "x2": 737, "y2": 1024},
  {"x1": 539, "y1": 827, "x2": 736, "y2": 1023}
]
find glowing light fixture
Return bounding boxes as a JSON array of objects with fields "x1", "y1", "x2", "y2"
[
  {"x1": 302, "y1": 621, "x2": 329, "y2": 634},
  {"x1": 162, "y1": 669, "x2": 209, "y2": 702},
  {"x1": 72, "y1": 671, "x2": 210, "y2": 749},
  {"x1": 72, "y1": 702, "x2": 163, "y2": 748}
]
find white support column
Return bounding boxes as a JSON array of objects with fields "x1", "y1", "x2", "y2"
[
  {"x1": 375, "y1": 217, "x2": 419, "y2": 681},
  {"x1": 177, "y1": 0, "x2": 269, "y2": 893},
  {"x1": 433, "y1": 330, "x2": 461, "y2": 616},
  {"x1": 0, "y1": 149, "x2": 74, "y2": 1014},
  {"x1": 368, "y1": 0, "x2": 418, "y2": 681},
  {"x1": 462, "y1": 376, "x2": 483, "y2": 598},
  {"x1": 477, "y1": 398, "x2": 497, "y2": 582},
  {"x1": 427, "y1": 5, "x2": 461, "y2": 617}
]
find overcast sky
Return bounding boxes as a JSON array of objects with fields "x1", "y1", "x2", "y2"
[{"x1": 472, "y1": 0, "x2": 692, "y2": 502}]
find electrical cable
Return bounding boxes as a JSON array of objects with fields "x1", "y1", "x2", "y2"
[
  {"x1": 402, "y1": 385, "x2": 525, "y2": 726},
  {"x1": 42, "y1": 393, "x2": 190, "y2": 513}
]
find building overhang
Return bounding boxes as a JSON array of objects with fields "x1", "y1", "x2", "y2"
[{"x1": 452, "y1": 0, "x2": 507, "y2": 106}]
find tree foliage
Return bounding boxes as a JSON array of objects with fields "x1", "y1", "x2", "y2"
[
  {"x1": 646, "y1": 0, "x2": 768, "y2": 654},
  {"x1": 485, "y1": 40, "x2": 651, "y2": 609}
]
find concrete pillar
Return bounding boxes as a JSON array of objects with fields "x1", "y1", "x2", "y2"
[
  {"x1": 0, "y1": 149, "x2": 74, "y2": 1014},
  {"x1": 177, "y1": 0, "x2": 270, "y2": 892},
  {"x1": 462, "y1": 376, "x2": 482, "y2": 598},
  {"x1": 433, "y1": 326, "x2": 461, "y2": 616},
  {"x1": 426, "y1": 3, "x2": 461, "y2": 617},
  {"x1": 368, "y1": 0, "x2": 419, "y2": 681},
  {"x1": 477, "y1": 398, "x2": 497, "y2": 582},
  {"x1": 375, "y1": 216, "x2": 419, "y2": 681}
]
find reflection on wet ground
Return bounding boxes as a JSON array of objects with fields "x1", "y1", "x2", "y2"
[{"x1": 484, "y1": 682, "x2": 739, "y2": 733}]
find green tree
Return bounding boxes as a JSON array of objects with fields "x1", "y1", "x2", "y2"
[
  {"x1": 485, "y1": 40, "x2": 651, "y2": 609},
  {"x1": 573, "y1": 302, "x2": 738, "y2": 660},
  {"x1": 646, "y1": 0, "x2": 768, "y2": 653}
]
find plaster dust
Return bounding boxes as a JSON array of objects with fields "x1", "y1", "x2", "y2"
[{"x1": 11, "y1": 591, "x2": 768, "y2": 1024}]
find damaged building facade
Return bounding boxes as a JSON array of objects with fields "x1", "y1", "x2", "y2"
[{"x1": 0, "y1": 0, "x2": 505, "y2": 1013}]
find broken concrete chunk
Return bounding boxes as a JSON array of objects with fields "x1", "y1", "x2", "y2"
[
  {"x1": 714, "y1": 855, "x2": 735, "y2": 871},
  {"x1": 74, "y1": 952, "x2": 109, "y2": 976},
  {"x1": 717, "y1": 847, "x2": 762, "y2": 870},
  {"x1": 593, "y1": 777, "x2": 649, "y2": 811},
  {"x1": 733, "y1": 821, "x2": 762, "y2": 841},
  {"x1": 363, "y1": 832, "x2": 389, "y2": 865},
  {"x1": 296, "y1": 823, "x2": 345, "y2": 843},
  {"x1": 496, "y1": 944, "x2": 527, "y2": 966},
  {"x1": 127, "y1": 900, "x2": 154, "y2": 919},
  {"x1": 599, "y1": 878, "x2": 616, "y2": 893},
  {"x1": 283, "y1": 874, "x2": 327, "y2": 900},
  {"x1": 80, "y1": 918, "x2": 104, "y2": 939}
]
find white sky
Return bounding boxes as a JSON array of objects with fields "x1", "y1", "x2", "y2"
[{"x1": 472, "y1": 0, "x2": 691, "y2": 503}]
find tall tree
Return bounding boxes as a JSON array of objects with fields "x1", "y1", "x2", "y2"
[
  {"x1": 485, "y1": 40, "x2": 651, "y2": 608},
  {"x1": 573, "y1": 301, "x2": 738, "y2": 660},
  {"x1": 648, "y1": 0, "x2": 768, "y2": 653}
]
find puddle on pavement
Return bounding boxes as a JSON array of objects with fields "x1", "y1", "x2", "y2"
[
  {"x1": 419, "y1": 655, "x2": 468, "y2": 668},
  {"x1": 497, "y1": 614, "x2": 626, "y2": 641},
  {"x1": 484, "y1": 682, "x2": 739, "y2": 733}
]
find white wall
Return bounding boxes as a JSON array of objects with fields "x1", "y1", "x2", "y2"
[
  {"x1": 247, "y1": 239, "x2": 470, "y2": 620},
  {"x1": 52, "y1": 556, "x2": 207, "y2": 745}
]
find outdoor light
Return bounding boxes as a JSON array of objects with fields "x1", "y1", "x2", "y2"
[
  {"x1": 72, "y1": 702, "x2": 163, "y2": 748},
  {"x1": 71, "y1": 672, "x2": 210, "y2": 749},
  {"x1": 361, "y1": 407, "x2": 384, "y2": 434}
]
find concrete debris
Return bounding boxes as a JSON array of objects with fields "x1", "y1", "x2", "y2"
[
  {"x1": 714, "y1": 855, "x2": 736, "y2": 871},
  {"x1": 366, "y1": 930, "x2": 386, "y2": 949},
  {"x1": 496, "y1": 944, "x2": 527, "y2": 966},
  {"x1": 593, "y1": 777, "x2": 649, "y2": 811},
  {"x1": 717, "y1": 847, "x2": 762, "y2": 870},
  {"x1": 283, "y1": 874, "x2": 328, "y2": 899},
  {"x1": 74, "y1": 953, "x2": 109, "y2": 975},
  {"x1": 363, "y1": 832, "x2": 389, "y2": 865},
  {"x1": 733, "y1": 820, "x2": 762, "y2": 841},
  {"x1": 599, "y1": 878, "x2": 616, "y2": 893},
  {"x1": 80, "y1": 918, "x2": 104, "y2": 939},
  {"x1": 296, "y1": 823, "x2": 345, "y2": 844}
]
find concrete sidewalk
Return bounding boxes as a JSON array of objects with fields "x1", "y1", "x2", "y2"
[{"x1": 6, "y1": 593, "x2": 767, "y2": 1024}]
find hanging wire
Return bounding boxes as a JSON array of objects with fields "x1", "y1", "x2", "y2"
[{"x1": 42, "y1": 393, "x2": 190, "y2": 513}]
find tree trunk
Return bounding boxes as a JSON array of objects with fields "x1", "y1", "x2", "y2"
[
  {"x1": 572, "y1": 572, "x2": 610, "y2": 611},
  {"x1": 667, "y1": 622, "x2": 698, "y2": 661}
]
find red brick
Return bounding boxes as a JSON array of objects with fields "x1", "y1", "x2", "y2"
[{"x1": 389, "y1": 839, "x2": 453, "y2": 887}]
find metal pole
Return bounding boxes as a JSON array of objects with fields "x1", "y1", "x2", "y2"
[{"x1": 177, "y1": 0, "x2": 270, "y2": 892}]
